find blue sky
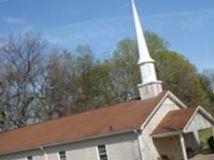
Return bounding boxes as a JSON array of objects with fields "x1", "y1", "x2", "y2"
[{"x1": 0, "y1": 0, "x2": 214, "y2": 71}]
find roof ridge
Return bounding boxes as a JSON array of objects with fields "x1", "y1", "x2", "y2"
[
  {"x1": 0, "y1": 99, "x2": 139, "y2": 136},
  {"x1": 0, "y1": 93, "x2": 167, "y2": 136}
]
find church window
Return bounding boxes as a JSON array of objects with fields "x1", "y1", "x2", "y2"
[
  {"x1": 98, "y1": 145, "x2": 108, "y2": 160},
  {"x1": 59, "y1": 151, "x2": 67, "y2": 160},
  {"x1": 27, "y1": 156, "x2": 33, "y2": 160}
]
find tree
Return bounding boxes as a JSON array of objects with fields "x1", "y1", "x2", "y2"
[
  {"x1": 36, "y1": 50, "x2": 80, "y2": 120},
  {"x1": 102, "y1": 33, "x2": 167, "y2": 103},
  {"x1": 37, "y1": 45, "x2": 97, "y2": 120},
  {"x1": 89, "y1": 61, "x2": 115, "y2": 106},
  {"x1": 109, "y1": 39, "x2": 140, "y2": 101},
  {"x1": 201, "y1": 70, "x2": 214, "y2": 114},
  {"x1": 110, "y1": 35, "x2": 211, "y2": 111},
  {"x1": 145, "y1": 31, "x2": 168, "y2": 55},
  {"x1": 155, "y1": 51, "x2": 209, "y2": 107},
  {"x1": 0, "y1": 33, "x2": 46, "y2": 130},
  {"x1": 202, "y1": 69, "x2": 214, "y2": 90},
  {"x1": 76, "y1": 45, "x2": 97, "y2": 109}
]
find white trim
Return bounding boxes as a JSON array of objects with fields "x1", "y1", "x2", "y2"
[
  {"x1": 179, "y1": 134, "x2": 188, "y2": 160},
  {"x1": 141, "y1": 91, "x2": 186, "y2": 130},
  {"x1": 44, "y1": 153, "x2": 48, "y2": 160},
  {"x1": 183, "y1": 108, "x2": 199, "y2": 133},
  {"x1": 137, "y1": 136, "x2": 143, "y2": 160},
  {"x1": 40, "y1": 147, "x2": 48, "y2": 160},
  {"x1": 105, "y1": 144, "x2": 109, "y2": 160},
  {"x1": 134, "y1": 129, "x2": 143, "y2": 160},
  {"x1": 141, "y1": 91, "x2": 169, "y2": 129},
  {"x1": 167, "y1": 91, "x2": 187, "y2": 109},
  {"x1": 183, "y1": 106, "x2": 214, "y2": 133},
  {"x1": 152, "y1": 130, "x2": 182, "y2": 138},
  {"x1": 57, "y1": 152, "x2": 60, "y2": 160},
  {"x1": 183, "y1": 108, "x2": 198, "y2": 133},
  {"x1": 95, "y1": 145, "x2": 100, "y2": 160},
  {"x1": 197, "y1": 106, "x2": 214, "y2": 123},
  {"x1": 138, "y1": 81, "x2": 162, "y2": 87}
]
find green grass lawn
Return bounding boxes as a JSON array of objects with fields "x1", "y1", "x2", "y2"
[{"x1": 199, "y1": 128, "x2": 213, "y2": 153}]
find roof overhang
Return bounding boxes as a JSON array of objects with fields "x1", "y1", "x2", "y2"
[
  {"x1": 183, "y1": 106, "x2": 214, "y2": 133},
  {"x1": 152, "y1": 130, "x2": 182, "y2": 138},
  {"x1": 0, "y1": 128, "x2": 136, "y2": 156},
  {"x1": 151, "y1": 106, "x2": 214, "y2": 138}
]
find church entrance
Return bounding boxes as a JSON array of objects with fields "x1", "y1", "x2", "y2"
[
  {"x1": 151, "y1": 107, "x2": 213, "y2": 160},
  {"x1": 153, "y1": 132, "x2": 201, "y2": 160},
  {"x1": 153, "y1": 128, "x2": 213, "y2": 160}
]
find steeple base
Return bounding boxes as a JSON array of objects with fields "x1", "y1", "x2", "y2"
[{"x1": 138, "y1": 81, "x2": 163, "y2": 100}]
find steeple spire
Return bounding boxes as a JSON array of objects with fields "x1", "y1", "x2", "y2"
[
  {"x1": 131, "y1": 0, "x2": 154, "y2": 64},
  {"x1": 131, "y1": 0, "x2": 163, "y2": 100}
]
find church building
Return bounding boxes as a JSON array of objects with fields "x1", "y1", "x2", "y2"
[{"x1": 0, "y1": 0, "x2": 213, "y2": 160}]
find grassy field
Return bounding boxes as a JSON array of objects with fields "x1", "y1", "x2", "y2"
[{"x1": 198, "y1": 128, "x2": 213, "y2": 153}]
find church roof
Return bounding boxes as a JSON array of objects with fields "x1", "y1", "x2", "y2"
[
  {"x1": 0, "y1": 91, "x2": 167, "y2": 156},
  {"x1": 152, "y1": 107, "x2": 197, "y2": 136}
]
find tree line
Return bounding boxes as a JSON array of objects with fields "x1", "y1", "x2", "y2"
[{"x1": 0, "y1": 32, "x2": 213, "y2": 131}]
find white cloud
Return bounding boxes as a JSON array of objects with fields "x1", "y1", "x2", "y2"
[
  {"x1": 148, "y1": 8, "x2": 214, "y2": 19},
  {"x1": 144, "y1": 8, "x2": 214, "y2": 32},
  {"x1": 45, "y1": 36, "x2": 61, "y2": 44},
  {"x1": 4, "y1": 17, "x2": 24, "y2": 24},
  {"x1": 21, "y1": 25, "x2": 34, "y2": 33}
]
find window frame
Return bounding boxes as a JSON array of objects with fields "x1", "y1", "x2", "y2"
[
  {"x1": 97, "y1": 144, "x2": 108, "y2": 160},
  {"x1": 58, "y1": 150, "x2": 67, "y2": 160},
  {"x1": 27, "y1": 155, "x2": 33, "y2": 160}
]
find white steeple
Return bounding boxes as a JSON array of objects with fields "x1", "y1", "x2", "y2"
[
  {"x1": 131, "y1": 0, "x2": 154, "y2": 65},
  {"x1": 131, "y1": 0, "x2": 163, "y2": 100}
]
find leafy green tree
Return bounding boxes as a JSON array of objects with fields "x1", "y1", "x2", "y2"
[
  {"x1": 89, "y1": 61, "x2": 115, "y2": 107},
  {"x1": 102, "y1": 33, "x2": 167, "y2": 103},
  {"x1": 37, "y1": 45, "x2": 98, "y2": 119},
  {"x1": 200, "y1": 70, "x2": 214, "y2": 114},
  {"x1": 110, "y1": 39, "x2": 140, "y2": 101},
  {"x1": 155, "y1": 51, "x2": 209, "y2": 107},
  {"x1": 111, "y1": 34, "x2": 212, "y2": 112},
  {"x1": 38, "y1": 51, "x2": 75, "y2": 119},
  {"x1": 76, "y1": 44, "x2": 97, "y2": 110},
  {"x1": 145, "y1": 31, "x2": 168, "y2": 55},
  {"x1": 202, "y1": 69, "x2": 214, "y2": 90}
]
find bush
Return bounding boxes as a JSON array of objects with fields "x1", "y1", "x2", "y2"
[{"x1": 208, "y1": 136, "x2": 214, "y2": 151}]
